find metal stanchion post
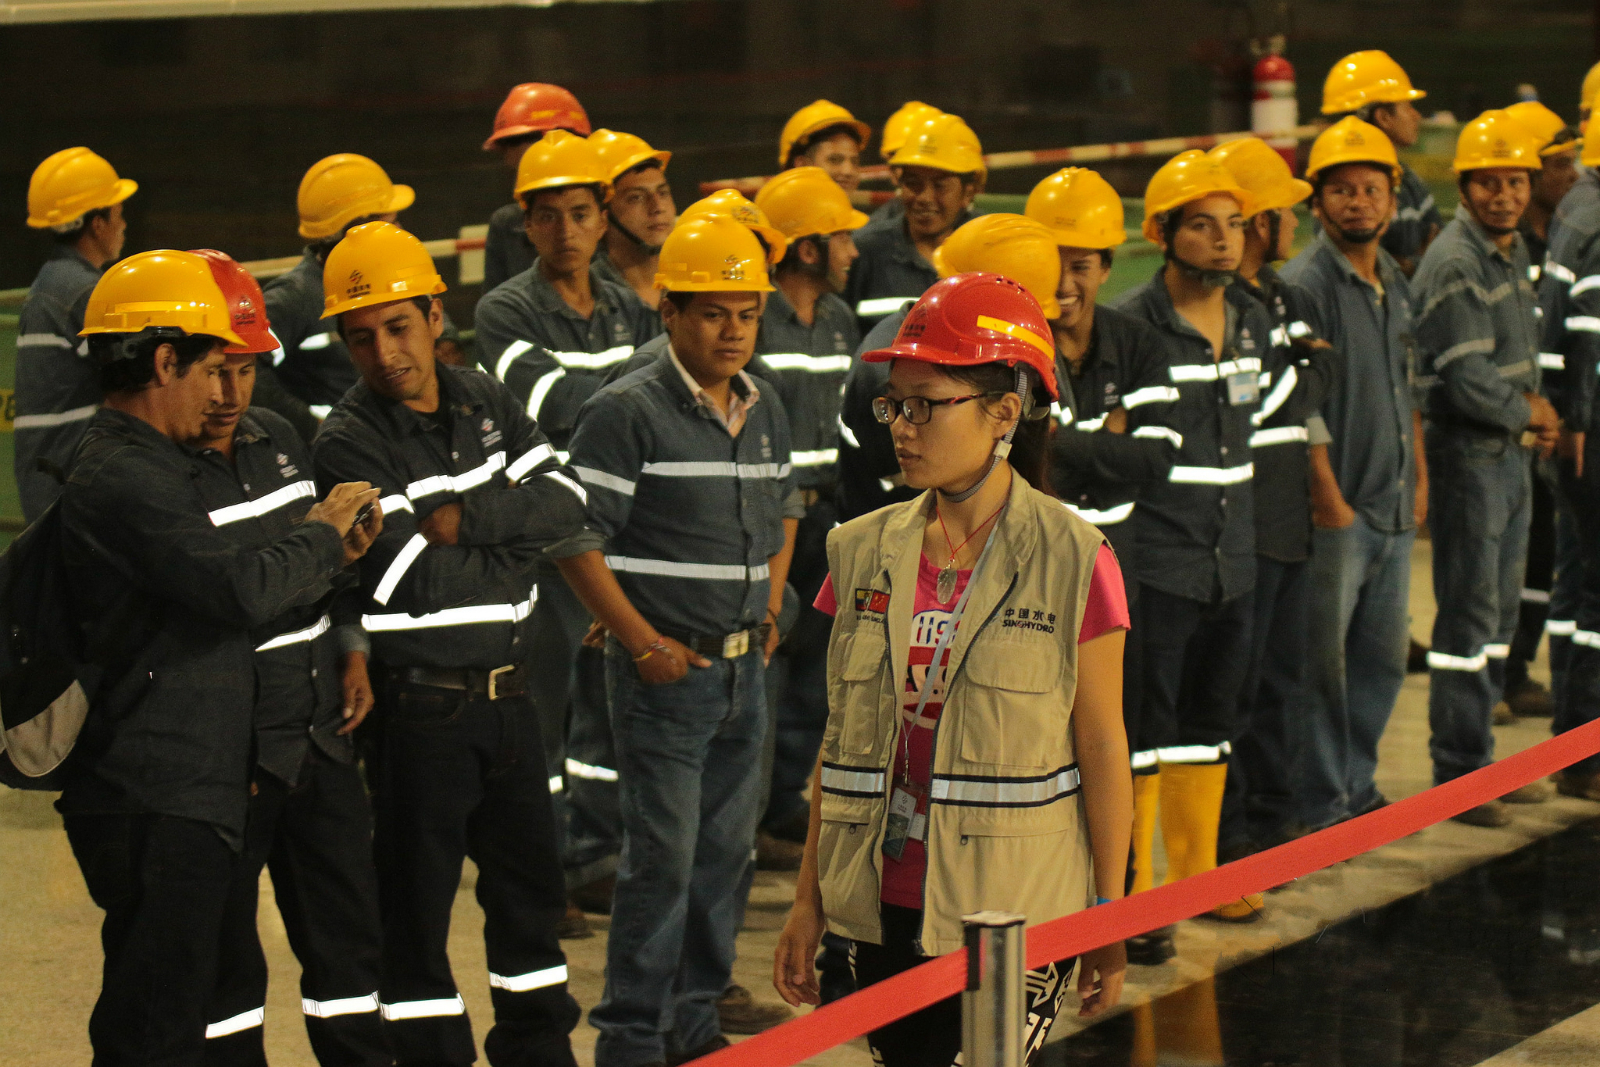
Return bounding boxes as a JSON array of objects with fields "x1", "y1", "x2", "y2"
[{"x1": 961, "y1": 910, "x2": 1026, "y2": 1067}]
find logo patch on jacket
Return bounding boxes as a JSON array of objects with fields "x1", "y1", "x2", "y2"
[
  {"x1": 481, "y1": 417, "x2": 502, "y2": 450},
  {"x1": 855, "y1": 588, "x2": 890, "y2": 614},
  {"x1": 276, "y1": 452, "x2": 300, "y2": 479},
  {"x1": 1003, "y1": 607, "x2": 1056, "y2": 633}
]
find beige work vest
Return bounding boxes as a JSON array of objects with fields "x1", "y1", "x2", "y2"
[{"x1": 817, "y1": 470, "x2": 1106, "y2": 955}]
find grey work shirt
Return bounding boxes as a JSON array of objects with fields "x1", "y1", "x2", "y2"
[
  {"x1": 15, "y1": 247, "x2": 103, "y2": 521},
  {"x1": 1538, "y1": 171, "x2": 1600, "y2": 430},
  {"x1": 1413, "y1": 214, "x2": 1539, "y2": 440},
  {"x1": 555, "y1": 346, "x2": 805, "y2": 638},
  {"x1": 837, "y1": 307, "x2": 918, "y2": 521},
  {"x1": 483, "y1": 201, "x2": 535, "y2": 296},
  {"x1": 474, "y1": 260, "x2": 660, "y2": 451},
  {"x1": 751, "y1": 287, "x2": 861, "y2": 490},
  {"x1": 1280, "y1": 233, "x2": 1420, "y2": 534},
  {"x1": 843, "y1": 211, "x2": 974, "y2": 330},
  {"x1": 262, "y1": 250, "x2": 362, "y2": 413},
  {"x1": 590, "y1": 243, "x2": 664, "y2": 338}
]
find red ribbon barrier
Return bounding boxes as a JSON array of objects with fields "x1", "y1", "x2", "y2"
[{"x1": 695, "y1": 717, "x2": 1600, "y2": 1066}]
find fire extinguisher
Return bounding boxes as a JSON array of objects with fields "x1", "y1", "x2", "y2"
[{"x1": 1252, "y1": 35, "x2": 1298, "y2": 169}]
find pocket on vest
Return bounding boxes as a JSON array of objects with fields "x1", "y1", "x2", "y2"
[
  {"x1": 829, "y1": 628, "x2": 888, "y2": 756},
  {"x1": 956, "y1": 647, "x2": 1068, "y2": 770}
]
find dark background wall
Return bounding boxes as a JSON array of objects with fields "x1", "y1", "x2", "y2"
[{"x1": 1, "y1": 0, "x2": 1594, "y2": 305}]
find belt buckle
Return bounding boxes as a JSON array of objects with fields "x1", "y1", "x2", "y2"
[
  {"x1": 487, "y1": 664, "x2": 515, "y2": 700},
  {"x1": 722, "y1": 630, "x2": 750, "y2": 659}
]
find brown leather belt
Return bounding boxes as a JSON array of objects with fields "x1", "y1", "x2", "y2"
[{"x1": 390, "y1": 664, "x2": 528, "y2": 700}]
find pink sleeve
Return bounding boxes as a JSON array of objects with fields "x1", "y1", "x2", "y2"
[
  {"x1": 1078, "y1": 544, "x2": 1130, "y2": 644},
  {"x1": 813, "y1": 574, "x2": 839, "y2": 617}
]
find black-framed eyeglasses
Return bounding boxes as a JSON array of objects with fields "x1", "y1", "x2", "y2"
[{"x1": 872, "y1": 392, "x2": 1002, "y2": 426}]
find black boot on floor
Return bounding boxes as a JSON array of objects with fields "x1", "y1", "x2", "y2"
[
  {"x1": 1126, "y1": 925, "x2": 1176, "y2": 965},
  {"x1": 1506, "y1": 678, "x2": 1554, "y2": 717}
]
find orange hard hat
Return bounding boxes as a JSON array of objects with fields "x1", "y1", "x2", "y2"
[
  {"x1": 484, "y1": 83, "x2": 591, "y2": 151},
  {"x1": 190, "y1": 249, "x2": 281, "y2": 356}
]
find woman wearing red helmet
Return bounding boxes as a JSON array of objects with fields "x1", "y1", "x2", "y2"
[{"x1": 773, "y1": 272, "x2": 1132, "y2": 1065}]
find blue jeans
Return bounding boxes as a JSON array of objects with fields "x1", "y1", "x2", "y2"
[
  {"x1": 1556, "y1": 439, "x2": 1600, "y2": 776},
  {"x1": 1427, "y1": 434, "x2": 1530, "y2": 784},
  {"x1": 1298, "y1": 517, "x2": 1415, "y2": 828},
  {"x1": 591, "y1": 640, "x2": 768, "y2": 1067}
]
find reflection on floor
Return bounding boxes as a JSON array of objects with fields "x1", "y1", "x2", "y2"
[{"x1": 1043, "y1": 819, "x2": 1600, "y2": 1067}]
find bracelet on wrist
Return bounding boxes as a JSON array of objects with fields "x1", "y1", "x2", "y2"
[
  {"x1": 1095, "y1": 895, "x2": 1115, "y2": 906},
  {"x1": 634, "y1": 639, "x2": 672, "y2": 664}
]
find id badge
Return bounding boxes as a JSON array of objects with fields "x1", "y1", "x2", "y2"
[
  {"x1": 1226, "y1": 370, "x2": 1260, "y2": 407},
  {"x1": 883, "y1": 783, "x2": 924, "y2": 861}
]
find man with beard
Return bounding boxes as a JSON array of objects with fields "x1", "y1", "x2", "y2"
[
  {"x1": 1413, "y1": 111, "x2": 1558, "y2": 826},
  {"x1": 590, "y1": 129, "x2": 676, "y2": 318},
  {"x1": 1111, "y1": 152, "x2": 1272, "y2": 948},
  {"x1": 1280, "y1": 117, "x2": 1428, "y2": 834},
  {"x1": 481, "y1": 83, "x2": 592, "y2": 295},
  {"x1": 844, "y1": 112, "x2": 983, "y2": 331}
]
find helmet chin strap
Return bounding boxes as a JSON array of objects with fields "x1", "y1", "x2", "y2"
[
  {"x1": 939, "y1": 366, "x2": 1026, "y2": 503},
  {"x1": 1168, "y1": 249, "x2": 1238, "y2": 289},
  {"x1": 607, "y1": 211, "x2": 664, "y2": 255}
]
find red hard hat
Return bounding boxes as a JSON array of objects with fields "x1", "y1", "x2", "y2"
[
  {"x1": 864, "y1": 272, "x2": 1059, "y2": 402},
  {"x1": 189, "y1": 249, "x2": 281, "y2": 357},
  {"x1": 484, "y1": 83, "x2": 592, "y2": 150}
]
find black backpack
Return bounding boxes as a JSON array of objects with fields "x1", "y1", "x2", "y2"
[{"x1": 0, "y1": 502, "x2": 94, "y2": 790}]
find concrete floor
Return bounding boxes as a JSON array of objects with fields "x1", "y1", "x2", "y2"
[{"x1": 4, "y1": 537, "x2": 1598, "y2": 1067}]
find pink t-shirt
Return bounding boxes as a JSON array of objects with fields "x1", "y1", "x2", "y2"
[{"x1": 812, "y1": 543, "x2": 1128, "y2": 907}]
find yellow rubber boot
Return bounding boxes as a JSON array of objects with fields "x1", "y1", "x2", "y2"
[
  {"x1": 1159, "y1": 762, "x2": 1263, "y2": 921},
  {"x1": 1129, "y1": 771, "x2": 1161, "y2": 895}
]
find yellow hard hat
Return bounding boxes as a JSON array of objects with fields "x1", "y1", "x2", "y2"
[
  {"x1": 1582, "y1": 61, "x2": 1600, "y2": 114},
  {"x1": 79, "y1": 250, "x2": 247, "y2": 348},
  {"x1": 881, "y1": 101, "x2": 943, "y2": 161},
  {"x1": 1503, "y1": 101, "x2": 1577, "y2": 156},
  {"x1": 1304, "y1": 116, "x2": 1403, "y2": 185},
  {"x1": 588, "y1": 129, "x2": 672, "y2": 184},
  {"x1": 677, "y1": 190, "x2": 789, "y2": 265},
  {"x1": 654, "y1": 215, "x2": 775, "y2": 293},
  {"x1": 890, "y1": 113, "x2": 986, "y2": 177},
  {"x1": 1140, "y1": 150, "x2": 1260, "y2": 242},
  {"x1": 514, "y1": 129, "x2": 613, "y2": 204},
  {"x1": 753, "y1": 167, "x2": 869, "y2": 240},
  {"x1": 1208, "y1": 137, "x2": 1313, "y2": 215},
  {"x1": 1453, "y1": 109, "x2": 1544, "y2": 173},
  {"x1": 322, "y1": 222, "x2": 447, "y2": 318},
  {"x1": 27, "y1": 147, "x2": 137, "y2": 230},
  {"x1": 1321, "y1": 50, "x2": 1426, "y2": 116},
  {"x1": 1024, "y1": 167, "x2": 1127, "y2": 249},
  {"x1": 931, "y1": 214, "x2": 1062, "y2": 319},
  {"x1": 779, "y1": 100, "x2": 872, "y2": 167},
  {"x1": 297, "y1": 154, "x2": 414, "y2": 240}
]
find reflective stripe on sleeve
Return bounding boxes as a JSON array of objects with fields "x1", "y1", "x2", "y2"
[
  {"x1": 792, "y1": 448, "x2": 839, "y2": 467},
  {"x1": 929, "y1": 765, "x2": 1081, "y2": 808},
  {"x1": 1547, "y1": 261, "x2": 1577, "y2": 284},
  {"x1": 1547, "y1": 619, "x2": 1578, "y2": 636},
  {"x1": 603, "y1": 556, "x2": 770, "y2": 582},
  {"x1": 1075, "y1": 415, "x2": 1106, "y2": 432},
  {"x1": 1436, "y1": 338, "x2": 1497, "y2": 368},
  {"x1": 309, "y1": 405, "x2": 333, "y2": 420},
  {"x1": 759, "y1": 353, "x2": 853, "y2": 373},
  {"x1": 544, "y1": 470, "x2": 587, "y2": 505},
  {"x1": 1122, "y1": 385, "x2": 1180, "y2": 408},
  {"x1": 1570, "y1": 275, "x2": 1600, "y2": 298},
  {"x1": 362, "y1": 592, "x2": 537, "y2": 633},
  {"x1": 489, "y1": 965, "x2": 568, "y2": 992},
  {"x1": 857, "y1": 297, "x2": 915, "y2": 317},
  {"x1": 1540, "y1": 352, "x2": 1567, "y2": 370},
  {"x1": 494, "y1": 339, "x2": 535, "y2": 381},
  {"x1": 527, "y1": 368, "x2": 567, "y2": 420},
  {"x1": 208, "y1": 480, "x2": 316, "y2": 527},
  {"x1": 407, "y1": 453, "x2": 507, "y2": 500},
  {"x1": 1157, "y1": 743, "x2": 1231, "y2": 764},
  {"x1": 573, "y1": 466, "x2": 636, "y2": 496},
  {"x1": 1252, "y1": 364, "x2": 1298, "y2": 425},
  {"x1": 300, "y1": 332, "x2": 333, "y2": 350},
  {"x1": 837, "y1": 417, "x2": 860, "y2": 449},
  {"x1": 1064, "y1": 501, "x2": 1135, "y2": 525},
  {"x1": 1427, "y1": 649, "x2": 1488, "y2": 672},
  {"x1": 205, "y1": 1008, "x2": 265, "y2": 1038},
  {"x1": 17, "y1": 332, "x2": 74, "y2": 349},
  {"x1": 380, "y1": 996, "x2": 466, "y2": 1021},
  {"x1": 379, "y1": 494, "x2": 413, "y2": 515},
  {"x1": 548, "y1": 346, "x2": 633, "y2": 369},
  {"x1": 1168, "y1": 357, "x2": 1261, "y2": 383},
  {"x1": 302, "y1": 993, "x2": 379, "y2": 1018},
  {"x1": 1131, "y1": 425, "x2": 1183, "y2": 449},
  {"x1": 505, "y1": 443, "x2": 555, "y2": 483},
  {"x1": 1565, "y1": 316, "x2": 1600, "y2": 333},
  {"x1": 1521, "y1": 588, "x2": 1551, "y2": 604},
  {"x1": 13, "y1": 403, "x2": 98, "y2": 431},
  {"x1": 565, "y1": 758, "x2": 619, "y2": 782},
  {"x1": 1484, "y1": 643, "x2": 1510, "y2": 659},
  {"x1": 640, "y1": 461, "x2": 791, "y2": 479},
  {"x1": 820, "y1": 762, "x2": 886, "y2": 797},
  {"x1": 256, "y1": 614, "x2": 332, "y2": 652},
  {"x1": 549, "y1": 776, "x2": 564, "y2": 794},
  {"x1": 374, "y1": 534, "x2": 429, "y2": 606},
  {"x1": 1574, "y1": 630, "x2": 1600, "y2": 649},
  {"x1": 1250, "y1": 426, "x2": 1310, "y2": 448},
  {"x1": 1168, "y1": 463, "x2": 1253, "y2": 485}
]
